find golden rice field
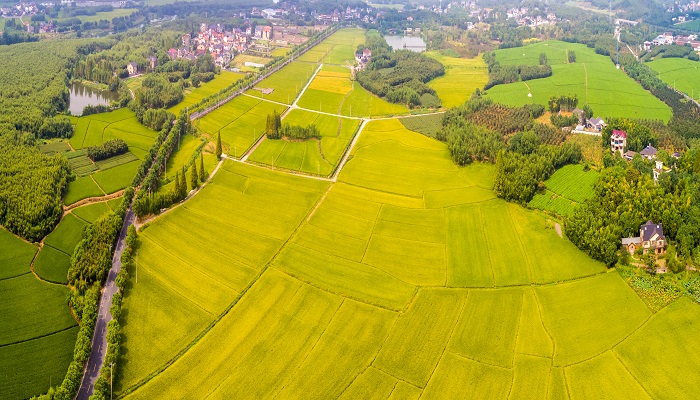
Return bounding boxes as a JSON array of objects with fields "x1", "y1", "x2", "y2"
[{"x1": 116, "y1": 116, "x2": 700, "y2": 399}]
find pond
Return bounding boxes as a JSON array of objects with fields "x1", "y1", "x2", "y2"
[
  {"x1": 384, "y1": 35, "x2": 427, "y2": 52},
  {"x1": 68, "y1": 82, "x2": 119, "y2": 116}
]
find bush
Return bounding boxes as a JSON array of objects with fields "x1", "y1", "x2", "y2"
[{"x1": 86, "y1": 139, "x2": 128, "y2": 161}]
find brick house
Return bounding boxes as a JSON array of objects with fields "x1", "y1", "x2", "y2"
[{"x1": 621, "y1": 221, "x2": 667, "y2": 255}]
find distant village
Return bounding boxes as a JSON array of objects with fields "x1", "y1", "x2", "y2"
[{"x1": 644, "y1": 31, "x2": 700, "y2": 53}]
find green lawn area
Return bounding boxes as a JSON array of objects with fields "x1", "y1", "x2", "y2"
[
  {"x1": 55, "y1": 8, "x2": 137, "y2": 23},
  {"x1": 647, "y1": 57, "x2": 700, "y2": 101},
  {"x1": 486, "y1": 40, "x2": 672, "y2": 122}
]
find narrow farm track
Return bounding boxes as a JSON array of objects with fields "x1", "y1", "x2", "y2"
[{"x1": 63, "y1": 190, "x2": 125, "y2": 212}]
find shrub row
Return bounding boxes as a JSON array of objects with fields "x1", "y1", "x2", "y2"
[{"x1": 86, "y1": 139, "x2": 128, "y2": 161}]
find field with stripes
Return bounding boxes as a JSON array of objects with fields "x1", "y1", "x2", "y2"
[{"x1": 115, "y1": 117, "x2": 700, "y2": 399}]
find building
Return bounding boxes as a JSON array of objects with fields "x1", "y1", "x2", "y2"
[
  {"x1": 148, "y1": 56, "x2": 158, "y2": 71},
  {"x1": 623, "y1": 150, "x2": 636, "y2": 161},
  {"x1": 610, "y1": 130, "x2": 627, "y2": 155},
  {"x1": 653, "y1": 160, "x2": 670, "y2": 183},
  {"x1": 621, "y1": 221, "x2": 667, "y2": 255},
  {"x1": 640, "y1": 145, "x2": 657, "y2": 160},
  {"x1": 586, "y1": 117, "x2": 607, "y2": 132},
  {"x1": 262, "y1": 26, "x2": 272, "y2": 40},
  {"x1": 127, "y1": 62, "x2": 138, "y2": 76},
  {"x1": 182, "y1": 34, "x2": 191, "y2": 47}
]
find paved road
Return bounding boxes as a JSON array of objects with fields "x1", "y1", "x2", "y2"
[{"x1": 76, "y1": 209, "x2": 135, "y2": 400}]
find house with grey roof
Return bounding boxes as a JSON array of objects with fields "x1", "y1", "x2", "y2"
[
  {"x1": 640, "y1": 145, "x2": 657, "y2": 160},
  {"x1": 586, "y1": 117, "x2": 606, "y2": 132},
  {"x1": 622, "y1": 221, "x2": 667, "y2": 255}
]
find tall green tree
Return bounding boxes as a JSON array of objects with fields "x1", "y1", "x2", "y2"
[
  {"x1": 199, "y1": 154, "x2": 206, "y2": 182},
  {"x1": 174, "y1": 171, "x2": 181, "y2": 196},
  {"x1": 191, "y1": 162, "x2": 199, "y2": 189},
  {"x1": 180, "y1": 166, "x2": 187, "y2": 198},
  {"x1": 215, "y1": 132, "x2": 222, "y2": 159}
]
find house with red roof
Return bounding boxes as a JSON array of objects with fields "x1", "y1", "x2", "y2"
[{"x1": 610, "y1": 130, "x2": 626, "y2": 155}]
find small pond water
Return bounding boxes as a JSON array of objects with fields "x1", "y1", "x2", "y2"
[
  {"x1": 68, "y1": 82, "x2": 119, "y2": 116},
  {"x1": 384, "y1": 35, "x2": 427, "y2": 52}
]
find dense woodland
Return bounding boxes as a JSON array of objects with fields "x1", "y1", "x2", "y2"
[
  {"x1": 0, "y1": 125, "x2": 71, "y2": 242},
  {"x1": 356, "y1": 31, "x2": 444, "y2": 108}
]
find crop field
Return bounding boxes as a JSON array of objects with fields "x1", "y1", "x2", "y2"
[
  {"x1": 38, "y1": 141, "x2": 71, "y2": 155},
  {"x1": 114, "y1": 29, "x2": 700, "y2": 400},
  {"x1": 196, "y1": 96, "x2": 287, "y2": 156},
  {"x1": 117, "y1": 162, "x2": 330, "y2": 393},
  {"x1": 168, "y1": 71, "x2": 244, "y2": 115},
  {"x1": 341, "y1": 82, "x2": 409, "y2": 117},
  {"x1": 92, "y1": 160, "x2": 139, "y2": 194},
  {"x1": 63, "y1": 109, "x2": 158, "y2": 204},
  {"x1": 424, "y1": 51, "x2": 489, "y2": 108},
  {"x1": 485, "y1": 41, "x2": 672, "y2": 122},
  {"x1": 295, "y1": 28, "x2": 365, "y2": 65},
  {"x1": 245, "y1": 61, "x2": 318, "y2": 104},
  {"x1": 0, "y1": 229, "x2": 77, "y2": 400},
  {"x1": 56, "y1": 8, "x2": 136, "y2": 23},
  {"x1": 297, "y1": 65, "x2": 353, "y2": 114},
  {"x1": 676, "y1": 19, "x2": 700, "y2": 31},
  {"x1": 64, "y1": 175, "x2": 105, "y2": 206},
  {"x1": 43, "y1": 213, "x2": 87, "y2": 255},
  {"x1": 248, "y1": 109, "x2": 359, "y2": 176},
  {"x1": 529, "y1": 163, "x2": 598, "y2": 216},
  {"x1": 400, "y1": 113, "x2": 444, "y2": 138},
  {"x1": 0, "y1": 228, "x2": 37, "y2": 280},
  {"x1": 647, "y1": 57, "x2": 700, "y2": 101}
]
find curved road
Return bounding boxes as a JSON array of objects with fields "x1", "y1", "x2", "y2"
[{"x1": 76, "y1": 209, "x2": 135, "y2": 400}]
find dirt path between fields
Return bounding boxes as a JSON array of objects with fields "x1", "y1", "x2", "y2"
[
  {"x1": 554, "y1": 222, "x2": 563, "y2": 238},
  {"x1": 63, "y1": 190, "x2": 124, "y2": 212}
]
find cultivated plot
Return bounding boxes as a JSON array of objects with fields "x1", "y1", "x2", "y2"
[
  {"x1": 248, "y1": 109, "x2": 360, "y2": 176},
  {"x1": 647, "y1": 57, "x2": 700, "y2": 101},
  {"x1": 486, "y1": 41, "x2": 672, "y2": 121},
  {"x1": 425, "y1": 51, "x2": 489, "y2": 108}
]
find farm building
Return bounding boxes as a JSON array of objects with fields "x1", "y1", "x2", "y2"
[
  {"x1": 621, "y1": 221, "x2": 667, "y2": 255},
  {"x1": 610, "y1": 130, "x2": 626, "y2": 155},
  {"x1": 127, "y1": 62, "x2": 138, "y2": 76}
]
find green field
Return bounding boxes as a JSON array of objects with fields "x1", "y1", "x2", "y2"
[
  {"x1": 246, "y1": 61, "x2": 318, "y2": 104},
  {"x1": 248, "y1": 109, "x2": 360, "y2": 176},
  {"x1": 64, "y1": 108, "x2": 159, "y2": 204},
  {"x1": 486, "y1": 41, "x2": 672, "y2": 122},
  {"x1": 400, "y1": 113, "x2": 444, "y2": 138},
  {"x1": 647, "y1": 57, "x2": 700, "y2": 101},
  {"x1": 425, "y1": 51, "x2": 489, "y2": 108},
  {"x1": 0, "y1": 228, "x2": 77, "y2": 399},
  {"x1": 56, "y1": 8, "x2": 136, "y2": 23},
  {"x1": 196, "y1": 95, "x2": 287, "y2": 156},
  {"x1": 168, "y1": 71, "x2": 244, "y2": 115},
  {"x1": 676, "y1": 19, "x2": 700, "y2": 32},
  {"x1": 529, "y1": 163, "x2": 599, "y2": 216}
]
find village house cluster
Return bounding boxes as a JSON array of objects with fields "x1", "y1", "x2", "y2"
[
  {"x1": 506, "y1": 7, "x2": 557, "y2": 28},
  {"x1": 644, "y1": 31, "x2": 700, "y2": 53},
  {"x1": 0, "y1": 2, "x2": 38, "y2": 17},
  {"x1": 168, "y1": 23, "x2": 277, "y2": 69}
]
